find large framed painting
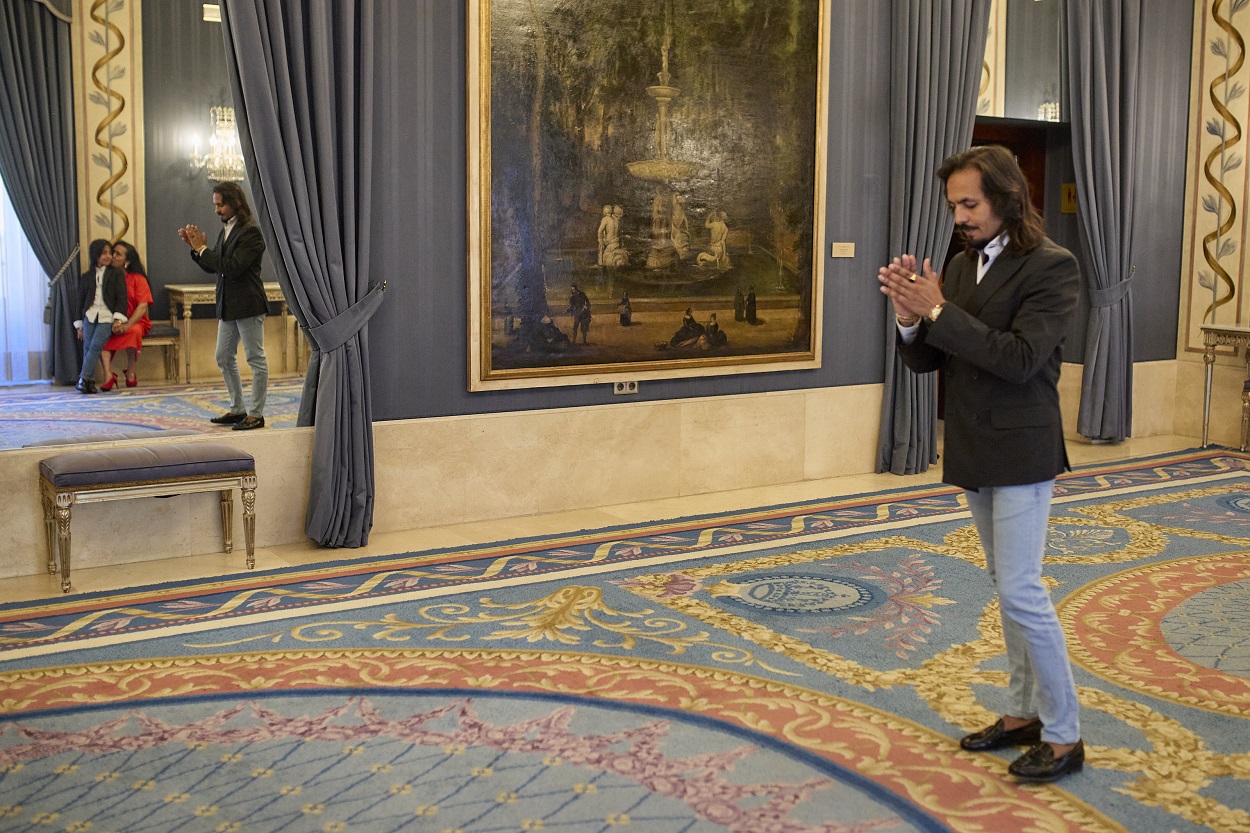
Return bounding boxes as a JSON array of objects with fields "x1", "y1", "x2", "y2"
[{"x1": 467, "y1": 0, "x2": 830, "y2": 390}]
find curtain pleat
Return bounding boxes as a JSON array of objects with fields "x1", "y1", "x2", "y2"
[
  {"x1": 876, "y1": 0, "x2": 992, "y2": 475},
  {"x1": 0, "y1": 0, "x2": 80, "y2": 384},
  {"x1": 220, "y1": 0, "x2": 383, "y2": 547},
  {"x1": 1068, "y1": 0, "x2": 1138, "y2": 441}
]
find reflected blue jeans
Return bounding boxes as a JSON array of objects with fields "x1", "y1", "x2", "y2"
[
  {"x1": 79, "y1": 318, "x2": 113, "y2": 381},
  {"x1": 215, "y1": 314, "x2": 267, "y2": 418},
  {"x1": 965, "y1": 480, "x2": 1081, "y2": 744}
]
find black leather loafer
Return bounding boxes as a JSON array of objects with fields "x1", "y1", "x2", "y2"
[
  {"x1": 210, "y1": 412, "x2": 247, "y2": 425},
  {"x1": 959, "y1": 718, "x2": 1043, "y2": 752},
  {"x1": 1008, "y1": 740, "x2": 1084, "y2": 782},
  {"x1": 232, "y1": 415, "x2": 265, "y2": 431}
]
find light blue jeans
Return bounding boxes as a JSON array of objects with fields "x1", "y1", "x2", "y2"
[
  {"x1": 215, "y1": 314, "x2": 267, "y2": 418},
  {"x1": 965, "y1": 480, "x2": 1081, "y2": 744}
]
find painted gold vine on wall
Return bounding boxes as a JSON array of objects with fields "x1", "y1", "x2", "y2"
[
  {"x1": 86, "y1": 0, "x2": 130, "y2": 241},
  {"x1": 1198, "y1": 0, "x2": 1247, "y2": 325}
]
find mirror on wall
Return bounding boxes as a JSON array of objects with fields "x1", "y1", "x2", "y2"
[
  {"x1": 0, "y1": 1, "x2": 300, "y2": 451},
  {"x1": 981, "y1": 0, "x2": 1065, "y2": 122}
]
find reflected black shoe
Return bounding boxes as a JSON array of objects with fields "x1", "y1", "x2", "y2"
[
  {"x1": 960, "y1": 718, "x2": 1043, "y2": 752},
  {"x1": 75, "y1": 378, "x2": 97, "y2": 394},
  {"x1": 210, "y1": 412, "x2": 247, "y2": 425},
  {"x1": 232, "y1": 415, "x2": 265, "y2": 431},
  {"x1": 1008, "y1": 740, "x2": 1084, "y2": 782}
]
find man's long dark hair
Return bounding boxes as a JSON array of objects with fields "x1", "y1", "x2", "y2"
[
  {"x1": 113, "y1": 240, "x2": 146, "y2": 276},
  {"x1": 212, "y1": 181, "x2": 254, "y2": 226},
  {"x1": 938, "y1": 145, "x2": 1045, "y2": 256},
  {"x1": 87, "y1": 238, "x2": 111, "y2": 269}
]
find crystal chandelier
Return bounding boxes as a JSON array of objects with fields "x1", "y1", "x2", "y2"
[{"x1": 188, "y1": 106, "x2": 245, "y2": 181}]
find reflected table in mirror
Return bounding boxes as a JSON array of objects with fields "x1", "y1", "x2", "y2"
[
  {"x1": 165, "y1": 283, "x2": 306, "y2": 384},
  {"x1": 1201, "y1": 324, "x2": 1250, "y2": 450}
]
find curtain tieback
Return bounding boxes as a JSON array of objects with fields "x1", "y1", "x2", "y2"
[
  {"x1": 305, "y1": 281, "x2": 388, "y2": 353},
  {"x1": 1089, "y1": 267, "x2": 1135, "y2": 309}
]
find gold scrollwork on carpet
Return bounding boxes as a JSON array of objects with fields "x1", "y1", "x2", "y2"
[
  {"x1": 620, "y1": 552, "x2": 1250, "y2": 833},
  {"x1": 0, "y1": 648, "x2": 1128, "y2": 833},
  {"x1": 186, "y1": 585, "x2": 795, "y2": 676}
]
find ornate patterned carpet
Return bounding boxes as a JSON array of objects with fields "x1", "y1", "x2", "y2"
[
  {"x1": 0, "y1": 379, "x2": 303, "y2": 448},
  {"x1": 1, "y1": 449, "x2": 1247, "y2": 833}
]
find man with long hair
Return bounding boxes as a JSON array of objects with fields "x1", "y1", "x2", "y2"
[
  {"x1": 877, "y1": 145, "x2": 1084, "y2": 782},
  {"x1": 178, "y1": 181, "x2": 269, "y2": 430}
]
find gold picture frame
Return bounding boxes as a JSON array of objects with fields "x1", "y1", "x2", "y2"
[{"x1": 468, "y1": 0, "x2": 830, "y2": 391}]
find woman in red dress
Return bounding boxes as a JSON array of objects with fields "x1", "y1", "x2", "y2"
[{"x1": 100, "y1": 240, "x2": 154, "y2": 390}]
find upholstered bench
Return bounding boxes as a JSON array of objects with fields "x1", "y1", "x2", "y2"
[{"x1": 39, "y1": 443, "x2": 257, "y2": 593}]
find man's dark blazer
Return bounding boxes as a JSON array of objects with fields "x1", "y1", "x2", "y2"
[
  {"x1": 898, "y1": 237, "x2": 1080, "y2": 490},
  {"x1": 190, "y1": 220, "x2": 268, "y2": 321},
  {"x1": 76, "y1": 265, "x2": 127, "y2": 323}
]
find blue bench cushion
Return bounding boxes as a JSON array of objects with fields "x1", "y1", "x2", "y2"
[{"x1": 40, "y1": 443, "x2": 255, "y2": 489}]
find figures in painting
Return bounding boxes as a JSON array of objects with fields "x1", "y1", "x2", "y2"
[
  {"x1": 697, "y1": 210, "x2": 732, "y2": 271},
  {"x1": 668, "y1": 307, "x2": 704, "y2": 347},
  {"x1": 618, "y1": 292, "x2": 633, "y2": 326},
  {"x1": 601, "y1": 205, "x2": 629, "y2": 267},
  {"x1": 745, "y1": 285, "x2": 759, "y2": 324},
  {"x1": 734, "y1": 285, "x2": 746, "y2": 321},
  {"x1": 670, "y1": 194, "x2": 690, "y2": 259},
  {"x1": 597, "y1": 205, "x2": 613, "y2": 269},
  {"x1": 568, "y1": 283, "x2": 592, "y2": 344},
  {"x1": 703, "y1": 313, "x2": 727, "y2": 348}
]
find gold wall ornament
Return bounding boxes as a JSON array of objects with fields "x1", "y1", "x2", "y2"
[
  {"x1": 1182, "y1": 0, "x2": 1250, "y2": 355},
  {"x1": 71, "y1": 0, "x2": 147, "y2": 260}
]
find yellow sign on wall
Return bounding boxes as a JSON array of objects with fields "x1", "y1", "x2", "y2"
[{"x1": 1060, "y1": 183, "x2": 1077, "y2": 214}]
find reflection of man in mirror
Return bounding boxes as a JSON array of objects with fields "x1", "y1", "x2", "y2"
[{"x1": 178, "y1": 182, "x2": 269, "y2": 431}]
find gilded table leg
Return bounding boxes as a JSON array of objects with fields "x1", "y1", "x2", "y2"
[
  {"x1": 55, "y1": 494, "x2": 73, "y2": 594},
  {"x1": 182, "y1": 303, "x2": 194, "y2": 384},
  {"x1": 280, "y1": 302, "x2": 290, "y2": 374},
  {"x1": 1241, "y1": 381, "x2": 1249, "y2": 453},
  {"x1": 1203, "y1": 345, "x2": 1216, "y2": 448},
  {"x1": 219, "y1": 489, "x2": 234, "y2": 554},
  {"x1": 241, "y1": 475, "x2": 257, "y2": 570}
]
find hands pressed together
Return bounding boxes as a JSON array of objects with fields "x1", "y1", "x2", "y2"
[
  {"x1": 177, "y1": 224, "x2": 208, "y2": 251},
  {"x1": 877, "y1": 254, "x2": 944, "y2": 323}
]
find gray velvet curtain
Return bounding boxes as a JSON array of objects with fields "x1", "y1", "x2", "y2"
[
  {"x1": 1067, "y1": 0, "x2": 1138, "y2": 442},
  {"x1": 876, "y1": 0, "x2": 991, "y2": 475},
  {"x1": 0, "y1": 0, "x2": 79, "y2": 384},
  {"x1": 220, "y1": 0, "x2": 385, "y2": 547}
]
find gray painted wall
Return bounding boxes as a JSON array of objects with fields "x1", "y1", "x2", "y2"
[{"x1": 137, "y1": 0, "x2": 1191, "y2": 420}]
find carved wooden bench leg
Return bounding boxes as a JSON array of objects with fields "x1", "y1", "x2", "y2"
[
  {"x1": 41, "y1": 485, "x2": 56, "y2": 575},
  {"x1": 241, "y1": 475, "x2": 257, "y2": 570},
  {"x1": 54, "y1": 493, "x2": 73, "y2": 594},
  {"x1": 219, "y1": 489, "x2": 235, "y2": 553}
]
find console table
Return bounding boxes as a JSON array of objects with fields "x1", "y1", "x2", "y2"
[
  {"x1": 166, "y1": 283, "x2": 302, "y2": 384},
  {"x1": 1200, "y1": 324, "x2": 1250, "y2": 450}
]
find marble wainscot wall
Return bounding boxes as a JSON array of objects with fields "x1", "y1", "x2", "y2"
[{"x1": 3, "y1": 363, "x2": 1206, "y2": 581}]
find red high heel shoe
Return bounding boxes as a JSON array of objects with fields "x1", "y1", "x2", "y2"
[
  {"x1": 100, "y1": 372, "x2": 118, "y2": 391},
  {"x1": 125, "y1": 369, "x2": 137, "y2": 388}
]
